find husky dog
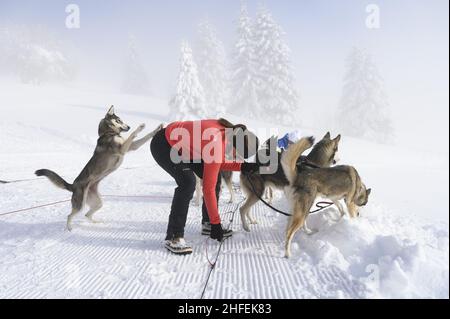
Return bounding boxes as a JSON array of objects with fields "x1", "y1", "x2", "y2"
[
  {"x1": 264, "y1": 186, "x2": 274, "y2": 205},
  {"x1": 36, "y1": 106, "x2": 163, "y2": 231},
  {"x1": 194, "y1": 171, "x2": 235, "y2": 206},
  {"x1": 221, "y1": 171, "x2": 236, "y2": 204},
  {"x1": 281, "y1": 139, "x2": 371, "y2": 258},
  {"x1": 194, "y1": 176, "x2": 203, "y2": 206},
  {"x1": 260, "y1": 138, "x2": 279, "y2": 206},
  {"x1": 239, "y1": 132, "x2": 341, "y2": 232}
]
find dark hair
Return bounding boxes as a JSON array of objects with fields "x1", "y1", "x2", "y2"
[
  {"x1": 218, "y1": 118, "x2": 247, "y2": 130},
  {"x1": 218, "y1": 118, "x2": 259, "y2": 159}
]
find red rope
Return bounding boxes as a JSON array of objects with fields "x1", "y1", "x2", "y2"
[
  {"x1": 0, "y1": 199, "x2": 71, "y2": 217},
  {"x1": 0, "y1": 194, "x2": 173, "y2": 217},
  {"x1": 0, "y1": 178, "x2": 44, "y2": 184},
  {"x1": 103, "y1": 194, "x2": 172, "y2": 200},
  {"x1": 205, "y1": 238, "x2": 216, "y2": 268}
]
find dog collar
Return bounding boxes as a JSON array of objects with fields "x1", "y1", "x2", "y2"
[{"x1": 297, "y1": 158, "x2": 321, "y2": 170}]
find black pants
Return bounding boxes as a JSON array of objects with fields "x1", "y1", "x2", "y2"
[{"x1": 150, "y1": 129, "x2": 221, "y2": 240}]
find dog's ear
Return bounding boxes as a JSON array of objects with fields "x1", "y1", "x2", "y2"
[
  {"x1": 270, "y1": 135, "x2": 278, "y2": 144},
  {"x1": 334, "y1": 134, "x2": 341, "y2": 143},
  {"x1": 263, "y1": 136, "x2": 277, "y2": 148},
  {"x1": 324, "y1": 132, "x2": 331, "y2": 140},
  {"x1": 366, "y1": 188, "x2": 372, "y2": 196},
  {"x1": 107, "y1": 105, "x2": 115, "y2": 116}
]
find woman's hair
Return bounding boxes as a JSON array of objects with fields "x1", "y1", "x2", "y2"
[
  {"x1": 218, "y1": 118, "x2": 247, "y2": 130},
  {"x1": 218, "y1": 118, "x2": 259, "y2": 159}
]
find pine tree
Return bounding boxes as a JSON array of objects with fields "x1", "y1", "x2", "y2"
[
  {"x1": 170, "y1": 41, "x2": 207, "y2": 121},
  {"x1": 0, "y1": 25, "x2": 74, "y2": 84},
  {"x1": 196, "y1": 20, "x2": 229, "y2": 117},
  {"x1": 337, "y1": 48, "x2": 394, "y2": 143},
  {"x1": 121, "y1": 35, "x2": 151, "y2": 95},
  {"x1": 230, "y1": 3, "x2": 259, "y2": 117},
  {"x1": 253, "y1": 6, "x2": 299, "y2": 125}
]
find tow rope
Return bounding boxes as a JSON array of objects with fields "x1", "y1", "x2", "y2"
[
  {"x1": 201, "y1": 198, "x2": 244, "y2": 299},
  {"x1": 0, "y1": 178, "x2": 43, "y2": 184},
  {"x1": 0, "y1": 194, "x2": 172, "y2": 217},
  {"x1": 246, "y1": 174, "x2": 334, "y2": 217}
]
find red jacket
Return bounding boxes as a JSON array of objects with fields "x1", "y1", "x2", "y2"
[{"x1": 165, "y1": 120, "x2": 242, "y2": 225}]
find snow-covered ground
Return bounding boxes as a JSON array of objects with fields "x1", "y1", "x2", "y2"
[{"x1": 0, "y1": 82, "x2": 448, "y2": 299}]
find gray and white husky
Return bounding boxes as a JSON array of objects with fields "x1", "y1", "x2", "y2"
[
  {"x1": 36, "y1": 106, "x2": 163, "y2": 231},
  {"x1": 281, "y1": 138, "x2": 371, "y2": 258},
  {"x1": 239, "y1": 133, "x2": 341, "y2": 232}
]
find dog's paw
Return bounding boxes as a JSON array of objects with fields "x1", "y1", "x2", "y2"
[
  {"x1": 136, "y1": 123, "x2": 146, "y2": 133},
  {"x1": 151, "y1": 124, "x2": 164, "y2": 135},
  {"x1": 304, "y1": 228, "x2": 318, "y2": 236},
  {"x1": 248, "y1": 214, "x2": 258, "y2": 225},
  {"x1": 241, "y1": 220, "x2": 251, "y2": 232},
  {"x1": 87, "y1": 217, "x2": 102, "y2": 224}
]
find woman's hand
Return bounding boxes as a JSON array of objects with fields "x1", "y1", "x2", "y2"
[{"x1": 210, "y1": 223, "x2": 225, "y2": 242}]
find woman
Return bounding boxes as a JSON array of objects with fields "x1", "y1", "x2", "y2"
[{"x1": 151, "y1": 118, "x2": 263, "y2": 255}]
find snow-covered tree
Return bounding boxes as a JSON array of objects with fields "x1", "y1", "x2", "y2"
[
  {"x1": 170, "y1": 41, "x2": 207, "y2": 120},
  {"x1": 230, "y1": 3, "x2": 259, "y2": 118},
  {"x1": 0, "y1": 25, "x2": 74, "y2": 84},
  {"x1": 337, "y1": 48, "x2": 394, "y2": 143},
  {"x1": 253, "y1": 6, "x2": 299, "y2": 125},
  {"x1": 0, "y1": 26, "x2": 17, "y2": 74},
  {"x1": 121, "y1": 35, "x2": 151, "y2": 95},
  {"x1": 196, "y1": 20, "x2": 229, "y2": 117}
]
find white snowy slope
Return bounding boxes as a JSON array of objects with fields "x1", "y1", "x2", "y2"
[{"x1": 0, "y1": 82, "x2": 448, "y2": 299}]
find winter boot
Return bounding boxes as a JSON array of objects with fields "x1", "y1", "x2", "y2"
[{"x1": 164, "y1": 238, "x2": 193, "y2": 255}]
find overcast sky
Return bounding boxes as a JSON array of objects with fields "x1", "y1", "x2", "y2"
[{"x1": 1, "y1": 0, "x2": 448, "y2": 150}]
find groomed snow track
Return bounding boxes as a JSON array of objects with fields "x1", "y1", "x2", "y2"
[{"x1": 0, "y1": 185, "x2": 369, "y2": 299}]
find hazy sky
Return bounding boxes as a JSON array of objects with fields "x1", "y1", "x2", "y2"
[{"x1": 1, "y1": 0, "x2": 448, "y2": 150}]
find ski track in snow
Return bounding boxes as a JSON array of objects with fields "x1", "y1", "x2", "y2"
[{"x1": 0, "y1": 189, "x2": 366, "y2": 299}]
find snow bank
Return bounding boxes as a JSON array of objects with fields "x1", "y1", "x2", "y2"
[{"x1": 273, "y1": 199, "x2": 449, "y2": 298}]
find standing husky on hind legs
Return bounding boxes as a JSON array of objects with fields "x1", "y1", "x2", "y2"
[{"x1": 36, "y1": 106, "x2": 163, "y2": 231}]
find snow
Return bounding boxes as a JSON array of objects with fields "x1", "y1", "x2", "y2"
[{"x1": 0, "y1": 81, "x2": 448, "y2": 299}]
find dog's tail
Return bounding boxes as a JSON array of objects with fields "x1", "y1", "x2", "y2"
[
  {"x1": 281, "y1": 137, "x2": 315, "y2": 185},
  {"x1": 35, "y1": 169, "x2": 73, "y2": 192}
]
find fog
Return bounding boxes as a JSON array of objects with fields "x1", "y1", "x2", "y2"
[{"x1": 0, "y1": 0, "x2": 448, "y2": 153}]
